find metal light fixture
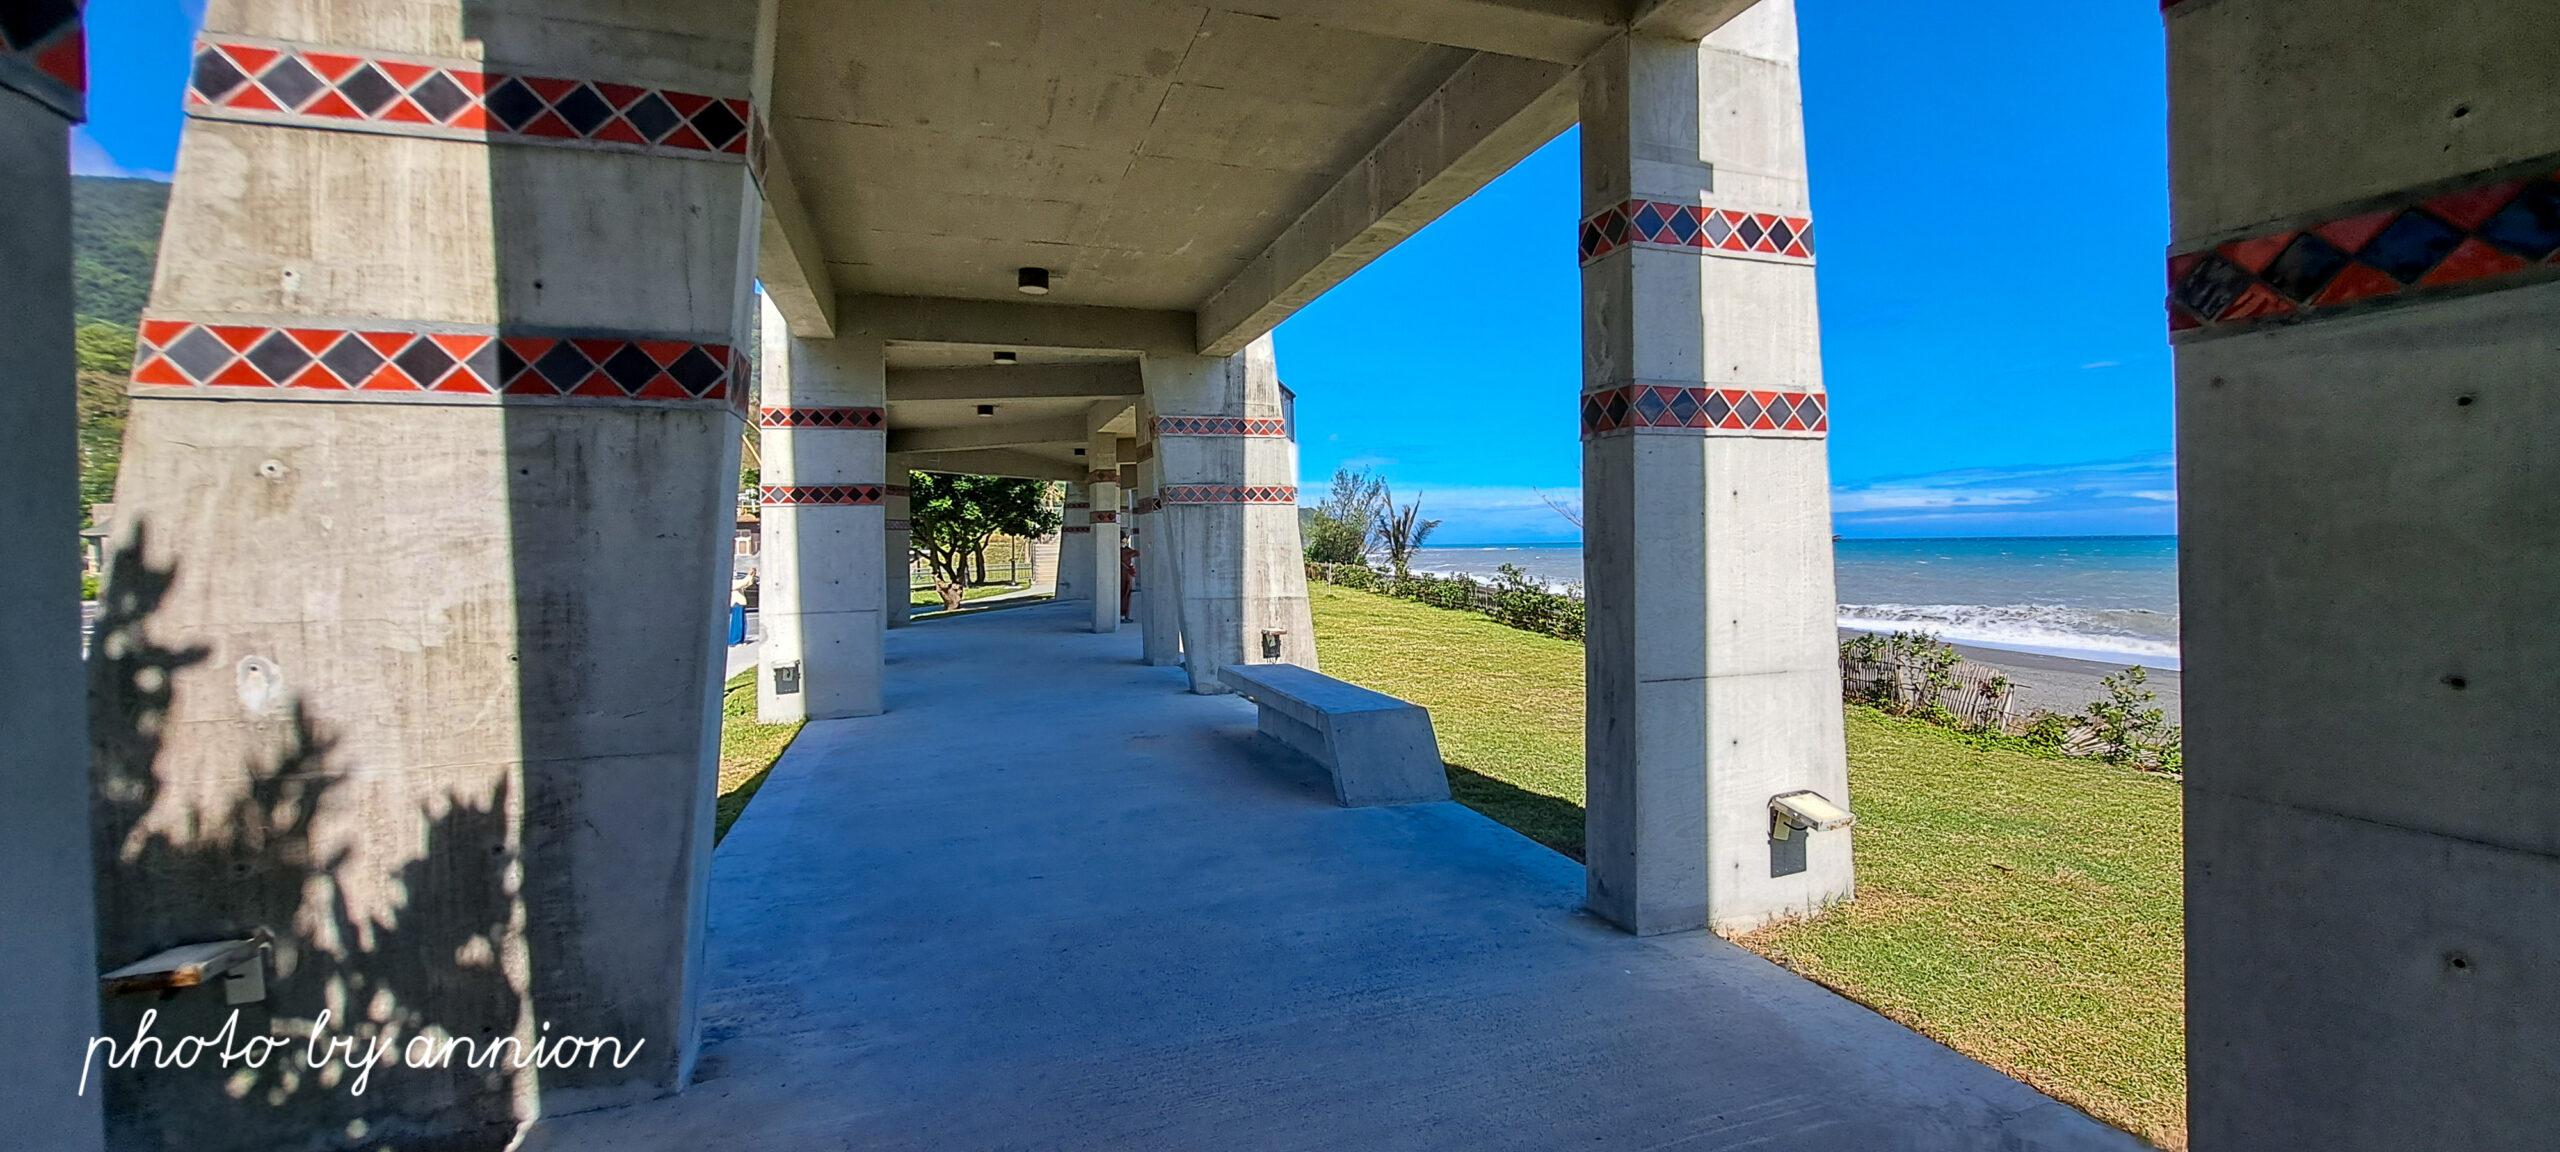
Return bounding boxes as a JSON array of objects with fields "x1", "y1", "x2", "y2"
[
  {"x1": 976, "y1": 404, "x2": 995, "y2": 417},
  {"x1": 1073, "y1": 447, "x2": 1086, "y2": 456},
  {"x1": 992, "y1": 350, "x2": 1018, "y2": 365},
  {"x1": 1016, "y1": 267, "x2": 1050, "y2": 295}
]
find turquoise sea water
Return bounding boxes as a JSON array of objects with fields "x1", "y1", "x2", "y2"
[{"x1": 1404, "y1": 537, "x2": 2181, "y2": 667}]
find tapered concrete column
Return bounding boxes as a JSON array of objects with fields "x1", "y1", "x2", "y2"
[
  {"x1": 884, "y1": 460, "x2": 913, "y2": 629},
  {"x1": 0, "y1": 11, "x2": 104, "y2": 1149},
  {"x1": 1058, "y1": 484, "x2": 1092, "y2": 602},
  {"x1": 94, "y1": 5, "x2": 760, "y2": 1145},
  {"x1": 1577, "y1": 3, "x2": 1851, "y2": 937},
  {"x1": 1131, "y1": 419, "x2": 1181, "y2": 665},
  {"x1": 2168, "y1": 2, "x2": 2560, "y2": 1148},
  {"x1": 1143, "y1": 333, "x2": 1317, "y2": 694},
  {"x1": 1086, "y1": 434, "x2": 1122, "y2": 633},
  {"x1": 756, "y1": 300, "x2": 886, "y2": 722}
]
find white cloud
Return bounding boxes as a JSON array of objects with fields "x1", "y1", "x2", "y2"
[
  {"x1": 69, "y1": 127, "x2": 172, "y2": 181},
  {"x1": 1831, "y1": 453, "x2": 2177, "y2": 536}
]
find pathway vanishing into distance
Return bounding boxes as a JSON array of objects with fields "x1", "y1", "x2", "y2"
[{"x1": 524, "y1": 601, "x2": 2141, "y2": 1151}]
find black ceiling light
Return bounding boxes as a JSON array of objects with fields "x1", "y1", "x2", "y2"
[
  {"x1": 1016, "y1": 267, "x2": 1050, "y2": 296},
  {"x1": 976, "y1": 404, "x2": 995, "y2": 417},
  {"x1": 992, "y1": 350, "x2": 1018, "y2": 365},
  {"x1": 1073, "y1": 447, "x2": 1086, "y2": 456}
]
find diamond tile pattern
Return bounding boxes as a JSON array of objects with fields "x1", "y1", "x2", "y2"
[
  {"x1": 884, "y1": 484, "x2": 912, "y2": 498},
  {"x1": 884, "y1": 518, "x2": 912, "y2": 532},
  {"x1": 1088, "y1": 470, "x2": 1120, "y2": 484},
  {"x1": 2169, "y1": 167, "x2": 2560, "y2": 335},
  {"x1": 1090, "y1": 511, "x2": 1119, "y2": 524},
  {"x1": 186, "y1": 37, "x2": 752, "y2": 160},
  {"x1": 1134, "y1": 497, "x2": 1165, "y2": 515},
  {"x1": 1158, "y1": 485, "x2": 1299, "y2": 504},
  {"x1": 1578, "y1": 199, "x2": 1815, "y2": 265},
  {"x1": 760, "y1": 485, "x2": 884, "y2": 506},
  {"x1": 1580, "y1": 385, "x2": 1829, "y2": 438},
  {"x1": 1150, "y1": 415, "x2": 1290, "y2": 437},
  {"x1": 1062, "y1": 526, "x2": 1093, "y2": 534},
  {"x1": 760, "y1": 406, "x2": 885, "y2": 429},
  {"x1": 0, "y1": 0, "x2": 84, "y2": 114},
  {"x1": 131, "y1": 317, "x2": 739, "y2": 404}
]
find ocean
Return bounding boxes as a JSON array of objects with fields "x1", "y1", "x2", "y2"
[{"x1": 1403, "y1": 536, "x2": 2181, "y2": 669}]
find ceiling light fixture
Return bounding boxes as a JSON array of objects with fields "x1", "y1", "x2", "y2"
[
  {"x1": 976, "y1": 404, "x2": 996, "y2": 417},
  {"x1": 1073, "y1": 447, "x2": 1086, "y2": 456},
  {"x1": 1016, "y1": 267, "x2": 1050, "y2": 296},
  {"x1": 992, "y1": 350, "x2": 1018, "y2": 365}
]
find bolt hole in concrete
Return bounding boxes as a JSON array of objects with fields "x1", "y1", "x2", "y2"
[
  {"x1": 2445, "y1": 675, "x2": 2469, "y2": 690},
  {"x1": 2453, "y1": 104, "x2": 2471, "y2": 118},
  {"x1": 2457, "y1": 394, "x2": 2475, "y2": 406},
  {"x1": 2447, "y1": 952, "x2": 2473, "y2": 972}
]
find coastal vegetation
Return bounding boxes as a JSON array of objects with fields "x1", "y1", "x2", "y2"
[{"x1": 1307, "y1": 583, "x2": 2187, "y2": 1148}]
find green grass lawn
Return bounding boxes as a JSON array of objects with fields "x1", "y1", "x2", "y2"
[
  {"x1": 716, "y1": 671, "x2": 803, "y2": 842},
  {"x1": 1307, "y1": 583, "x2": 2187, "y2": 1149},
  {"x1": 909, "y1": 581, "x2": 1031, "y2": 610}
]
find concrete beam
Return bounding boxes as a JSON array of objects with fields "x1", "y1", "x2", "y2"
[
  {"x1": 851, "y1": 294, "x2": 1193, "y2": 355},
  {"x1": 902, "y1": 448, "x2": 1083, "y2": 483},
  {"x1": 757, "y1": 131, "x2": 839, "y2": 338},
  {"x1": 1628, "y1": 0, "x2": 1760, "y2": 41},
  {"x1": 888, "y1": 415, "x2": 1090, "y2": 455},
  {"x1": 886, "y1": 362, "x2": 1143, "y2": 404},
  {"x1": 1195, "y1": 52, "x2": 1577, "y2": 356},
  {"x1": 1224, "y1": 0, "x2": 1622, "y2": 64}
]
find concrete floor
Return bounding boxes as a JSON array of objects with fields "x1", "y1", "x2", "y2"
[{"x1": 523, "y1": 601, "x2": 2144, "y2": 1151}]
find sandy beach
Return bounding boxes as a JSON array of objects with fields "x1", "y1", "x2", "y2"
[{"x1": 1842, "y1": 629, "x2": 2182, "y2": 725}]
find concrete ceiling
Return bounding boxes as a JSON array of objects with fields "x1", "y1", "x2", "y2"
[{"x1": 773, "y1": 0, "x2": 1472, "y2": 311}]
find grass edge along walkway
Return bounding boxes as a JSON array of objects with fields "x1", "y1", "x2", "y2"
[
  {"x1": 1306, "y1": 584, "x2": 2187, "y2": 1150},
  {"x1": 717, "y1": 670, "x2": 803, "y2": 842}
]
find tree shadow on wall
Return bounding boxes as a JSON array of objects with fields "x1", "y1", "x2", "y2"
[{"x1": 89, "y1": 527, "x2": 534, "y2": 1152}]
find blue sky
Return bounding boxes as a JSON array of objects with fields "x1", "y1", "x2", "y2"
[{"x1": 74, "y1": 0, "x2": 2173, "y2": 543}]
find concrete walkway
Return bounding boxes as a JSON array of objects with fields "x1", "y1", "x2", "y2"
[{"x1": 524, "y1": 602, "x2": 2143, "y2": 1151}]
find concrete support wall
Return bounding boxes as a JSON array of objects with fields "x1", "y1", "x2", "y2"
[
  {"x1": 1058, "y1": 484, "x2": 1092, "y2": 602},
  {"x1": 1144, "y1": 334, "x2": 1317, "y2": 695},
  {"x1": 884, "y1": 460, "x2": 912, "y2": 629},
  {"x1": 1086, "y1": 433, "x2": 1122, "y2": 633},
  {"x1": 1576, "y1": 2, "x2": 1851, "y2": 937},
  {"x1": 2169, "y1": 2, "x2": 2560, "y2": 1147},
  {"x1": 92, "y1": 3, "x2": 759, "y2": 1147},
  {"x1": 0, "y1": 20, "x2": 105, "y2": 1148},
  {"x1": 757, "y1": 298, "x2": 886, "y2": 722},
  {"x1": 1131, "y1": 417, "x2": 1181, "y2": 666}
]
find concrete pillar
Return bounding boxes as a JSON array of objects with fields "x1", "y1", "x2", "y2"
[
  {"x1": 1143, "y1": 333, "x2": 1317, "y2": 694},
  {"x1": 1057, "y1": 483, "x2": 1092, "y2": 602},
  {"x1": 1086, "y1": 432, "x2": 1122, "y2": 633},
  {"x1": 884, "y1": 459, "x2": 913, "y2": 629},
  {"x1": 1576, "y1": 2, "x2": 1851, "y2": 937},
  {"x1": 756, "y1": 297, "x2": 886, "y2": 722},
  {"x1": 1, "y1": 10, "x2": 105, "y2": 1148},
  {"x1": 2168, "y1": 2, "x2": 2560, "y2": 1147},
  {"x1": 1131, "y1": 410, "x2": 1181, "y2": 665},
  {"x1": 92, "y1": 4, "x2": 760, "y2": 1144}
]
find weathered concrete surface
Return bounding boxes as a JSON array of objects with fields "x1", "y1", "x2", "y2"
[
  {"x1": 1145, "y1": 335, "x2": 1318, "y2": 693},
  {"x1": 2170, "y1": 3, "x2": 2560, "y2": 1149},
  {"x1": 0, "y1": 82, "x2": 104, "y2": 1152},
  {"x1": 1219, "y1": 663, "x2": 1451, "y2": 806},
  {"x1": 1578, "y1": 2, "x2": 1851, "y2": 937},
  {"x1": 1086, "y1": 429, "x2": 1122, "y2": 633},
  {"x1": 758, "y1": 299, "x2": 886, "y2": 723},
  {"x1": 1057, "y1": 483, "x2": 1092, "y2": 602},
  {"x1": 92, "y1": 3, "x2": 760, "y2": 1147},
  {"x1": 520, "y1": 602, "x2": 2141, "y2": 1152}
]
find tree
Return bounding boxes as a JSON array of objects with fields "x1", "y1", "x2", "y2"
[
  {"x1": 1375, "y1": 483, "x2": 1440, "y2": 580},
  {"x1": 907, "y1": 473, "x2": 1060, "y2": 611},
  {"x1": 1301, "y1": 466, "x2": 1383, "y2": 565}
]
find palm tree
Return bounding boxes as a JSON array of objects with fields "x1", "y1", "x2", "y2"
[{"x1": 1375, "y1": 484, "x2": 1441, "y2": 581}]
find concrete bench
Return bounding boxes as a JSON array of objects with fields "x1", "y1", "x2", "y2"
[{"x1": 1217, "y1": 664, "x2": 1451, "y2": 807}]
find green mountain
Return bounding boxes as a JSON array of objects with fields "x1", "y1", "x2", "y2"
[
  {"x1": 72, "y1": 176, "x2": 168, "y2": 512},
  {"x1": 73, "y1": 176, "x2": 169, "y2": 330}
]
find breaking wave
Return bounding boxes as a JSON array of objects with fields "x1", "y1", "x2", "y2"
[{"x1": 1836, "y1": 602, "x2": 2181, "y2": 667}]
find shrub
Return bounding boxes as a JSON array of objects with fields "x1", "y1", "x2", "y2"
[{"x1": 2082, "y1": 666, "x2": 2183, "y2": 774}]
